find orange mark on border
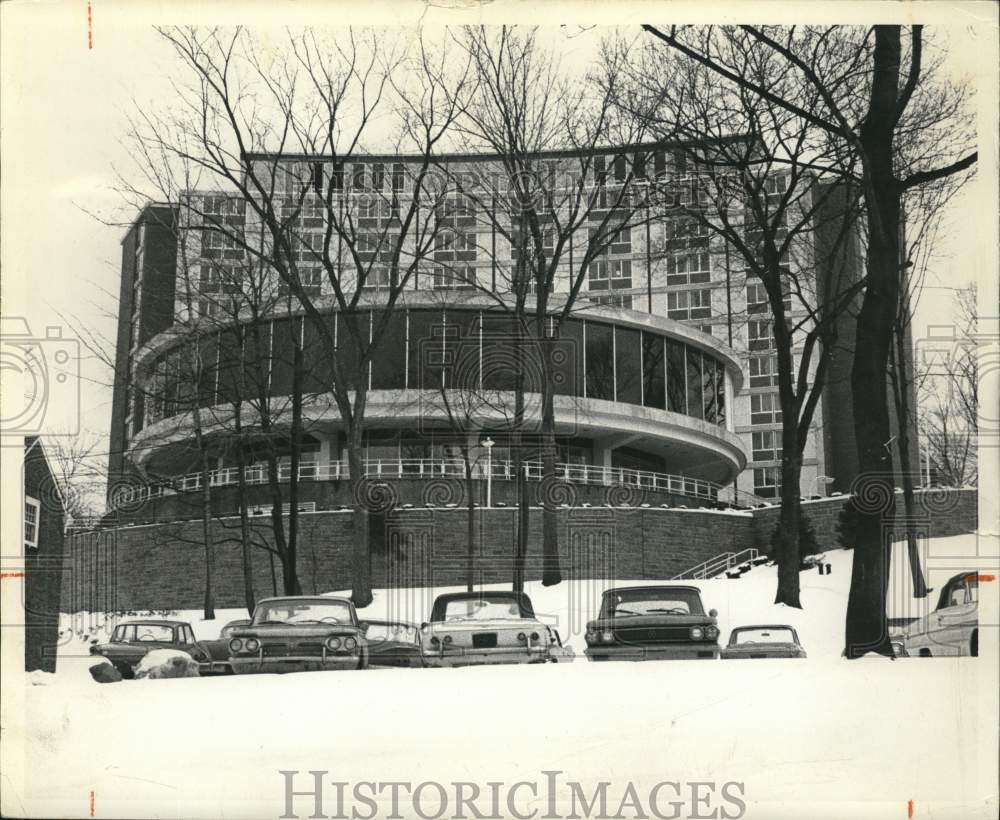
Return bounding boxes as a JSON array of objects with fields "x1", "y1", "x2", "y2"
[
  {"x1": 907, "y1": 799, "x2": 914, "y2": 818},
  {"x1": 87, "y1": 3, "x2": 93, "y2": 50},
  {"x1": 89, "y1": 790, "x2": 95, "y2": 817},
  {"x1": 974, "y1": 573, "x2": 996, "y2": 582},
  {"x1": 0, "y1": 572, "x2": 26, "y2": 580}
]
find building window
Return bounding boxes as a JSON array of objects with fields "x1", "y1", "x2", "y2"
[
  {"x1": 752, "y1": 430, "x2": 783, "y2": 462},
  {"x1": 750, "y1": 392, "x2": 783, "y2": 425},
  {"x1": 748, "y1": 320, "x2": 774, "y2": 350},
  {"x1": 433, "y1": 266, "x2": 477, "y2": 290},
  {"x1": 746, "y1": 283, "x2": 768, "y2": 314},
  {"x1": 25, "y1": 496, "x2": 40, "y2": 549},
  {"x1": 589, "y1": 259, "x2": 632, "y2": 294},
  {"x1": 747, "y1": 281, "x2": 792, "y2": 314},
  {"x1": 437, "y1": 231, "x2": 477, "y2": 253},
  {"x1": 665, "y1": 250, "x2": 711, "y2": 286},
  {"x1": 667, "y1": 288, "x2": 711, "y2": 320},
  {"x1": 748, "y1": 355, "x2": 780, "y2": 388},
  {"x1": 753, "y1": 467, "x2": 782, "y2": 498}
]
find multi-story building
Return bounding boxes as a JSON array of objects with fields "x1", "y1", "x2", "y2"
[{"x1": 107, "y1": 142, "x2": 875, "y2": 522}]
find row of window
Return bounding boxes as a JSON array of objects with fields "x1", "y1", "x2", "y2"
[{"x1": 141, "y1": 310, "x2": 729, "y2": 431}]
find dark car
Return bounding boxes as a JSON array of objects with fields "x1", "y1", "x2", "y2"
[
  {"x1": 187, "y1": 619, "x2": 250, "y2": 675},
  {"x1": 584, "y1": 585, "x2": 720, "y2": 661},
  {"x1": 364, "y1": 620, "x2": 423, "y2": 668},
  {"x1": 228, "y1": 596, "x2": 369, "y2": 674},
  {"x1": 420, "y1": 591, "x2": 568, "y2": 667},
  {"x1": 90, "y1": 620, "x2": 200, "y2": 678},
  {"x1": 721, "y1": 625, "x2": 807, "y2": 659}
]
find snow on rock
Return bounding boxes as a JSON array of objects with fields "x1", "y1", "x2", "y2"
[
  {"x1": 134, "y1": 649, "x2": 200, "y2": 680},
  {"x1": 88, "y1": 662, "x2": 122, "y2": 684}
]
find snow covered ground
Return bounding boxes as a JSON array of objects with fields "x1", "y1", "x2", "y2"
[{"x1": 4, "y1": 535, "x2": 997, "y2": 819}]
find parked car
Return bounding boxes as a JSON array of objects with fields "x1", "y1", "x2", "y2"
[
  {"x1": 904, "y1": 571, "x2": 980, "y2": 657},
  {"x1": 90, "y1": 619, "x2": 200, "y2": 678},
  {"x1": 228, "y1": 596, "x2": 369, "y2": 674},
  {"x1": 584, "y1": 585, "x2": 720, "y2": 661},
  {"x1": 420, "y1": 591, "x2": 569, "y2": 667},
  {"x1": 187, "y1": 619, "x2": 250, "y2": 675},
  {"x1": 364, "y1": 620, "x2": 424, "y2": 668},
  {"x1": 721, "y1": 625, "x2": 807, "y2": 659}
]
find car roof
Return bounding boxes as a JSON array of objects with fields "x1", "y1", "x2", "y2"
[
  {"x1": 117, "y1": 619, "x2": 188, "y2": 627},
  {"x1": 730, "y1": 624, "x2": 795, "y2": 632},
  {"x1": 256, "y1": 595, "x2": 353, "y2": 606},
  {"x1": 433, "y1": 590, "x2": 531, "y2": 603},
  {"x1": 603, "y1": 584, "x2": 702, "y2": 596}
]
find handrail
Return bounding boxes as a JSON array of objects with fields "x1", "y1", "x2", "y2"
[
  {"x1": 110, "y1": 457, "x2": 766, "y2": 511},
  {"x1": 673, "y1": 548, "x2": 761, "y2": 580}
]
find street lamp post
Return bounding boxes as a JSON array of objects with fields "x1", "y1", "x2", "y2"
[{"x1": 482, "y1": 437, "x2": 494, "y2": 508}]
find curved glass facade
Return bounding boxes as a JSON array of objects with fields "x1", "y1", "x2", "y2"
[{"x1": 140, "y1": 309, "x2": 727, "y2": 430}]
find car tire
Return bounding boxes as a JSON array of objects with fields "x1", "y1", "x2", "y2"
[
  {"x1": 970, "y1": 630, "x2": 978, "y2": 658},
  {"x1": 919, "y1": 648, "x2": 932, "y2": 658},
  {"x1": 115, "y1": 662, "x2": 135, "y2": 680}
]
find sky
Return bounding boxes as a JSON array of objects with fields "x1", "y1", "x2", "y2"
[{"x1": 2, "y1": 2, "x2": 997, "y2": 469}]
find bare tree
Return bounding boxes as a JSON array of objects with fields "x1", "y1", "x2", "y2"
[
  {"x1": 918, "y1": 284, "x2": 978, "y2": 487},
  {"x1": 641, "y1": 24, "x2": 976, "y2": 654},
  {"x1": 617, "y1": 29, "x2": 866, "y2": 607},
  {"x1": 440, "y1": 26, "x2": 658, "y2": 588},
  {"x1": 126, "y1": 27, "x2": 473, "y2": 607}
]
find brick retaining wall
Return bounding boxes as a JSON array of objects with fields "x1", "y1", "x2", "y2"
[{"x1": 62, "y1": 489, "x2": 978, "y2": 613}]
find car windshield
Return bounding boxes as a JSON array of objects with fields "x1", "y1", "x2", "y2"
[
  {"x1": 733, "y1": 628, "x2": 795, "y2": 645},
  {"x1": 366, "y1": 623, "x2": 418, "y2": 643},
  {"x1": 133, "y1": 624, "x2": 176, "y2": 643},
  {"x1": 442, "y1": 596, "x2": 527, "y2": 621},
  {"x1": 252, "y1": 600, "x2": 354, "y2": 625},
  {"x1": 603, "y1": 588, "x2": 704, "y2": 617}
]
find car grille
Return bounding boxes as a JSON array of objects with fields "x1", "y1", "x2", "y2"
[
  {"x1": 472, "y1": 633, "x2": 498, "y2": 649},
  {"x1": 613, "y1": 626, "x2": 694, "y2": 644},
  {"x1": 261, "y1": 642, "x2": 325, "y2": 658}
]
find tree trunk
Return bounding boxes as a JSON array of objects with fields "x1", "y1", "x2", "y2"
[
  {"x1": 191, "y1": 409, "x2": 215, "y2": 621},
  {"x1": 540, "y1": 357, "x2": 562, "y2": 586},
  {"x1": 348, "y1": 431, "x2": 373, "y2": 607},
  {"x1": 233, "y1": 411, "x2": 256, "y2": 615},
  {"x1": 774, "y1": 445, "x2": 803, "y2": 608},
  {"x1": 845, "y1": 25, "x2": 904, "y2": 657},
  {"x1": 511, "y1": 330, "x2": 528, "y2": 593},
  {"x1": 264, "y1": 451, "x2": 292, "y2": 593},
  {"x1": 286, "y1": 323, "x2": 304, "y2": 594},
  {"x1": 465, "y1": 454, "x2": 476, "y2": 594},
  {"x1": 893, "y1": 325, "x2": 930, "y2": 598}
]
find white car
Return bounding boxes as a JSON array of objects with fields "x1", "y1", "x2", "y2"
[
  {"x1": 903, "y1": 571, "x2": 980, "y2": 657},
  {"x1": 420, "y1": 591, "x2": 572, "y2": 667}
]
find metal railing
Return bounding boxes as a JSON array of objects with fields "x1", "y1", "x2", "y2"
[
  {"x1": 110, "y1": 457, "x2": 766, "y2": 511},
  {"x1": 673, "y1": 548, "x2": 761, "y2": 581}
]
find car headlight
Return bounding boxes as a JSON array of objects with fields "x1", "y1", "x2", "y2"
[
  {"x1": 517, "y1": 632, "x2": 527, "y2": 642},
  {"x1": 704, "y1": 626, "x2": 719, "y2": 641},
  {"x1": 245, "y1": 638, "x2": 260, "y2": 652},
  {"x1": 325, "y1": 636, "x2": 342, "y2": 651},
  {"x1": 229, "y1": 638, "x2": 244, "y2": 653},
  {"x1": 585, "y1": 630, "x2": 598, "y2": 645},
  {"x1": 601, "y1": 630, "x2": 614, "y2": 643},
  {"x1": 442, "y1": 635, "x2": 452, "y2": 644},
  {"x1": 343, "y1": 637, "x2": 357, "y2": 651},
  {"x1": 690, "y1": 626, "x2": 705, "y2": 640},
  {"x1": 530, "y1": 632, "x2": 539, "y2": 641},
  {"x1": 430, "y1": 636, "x2": 440, "y2": 646}
]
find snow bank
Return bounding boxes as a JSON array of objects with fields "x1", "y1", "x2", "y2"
[{"x1": 134, "y1": 649, "x2": 200, "y2": 680}]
